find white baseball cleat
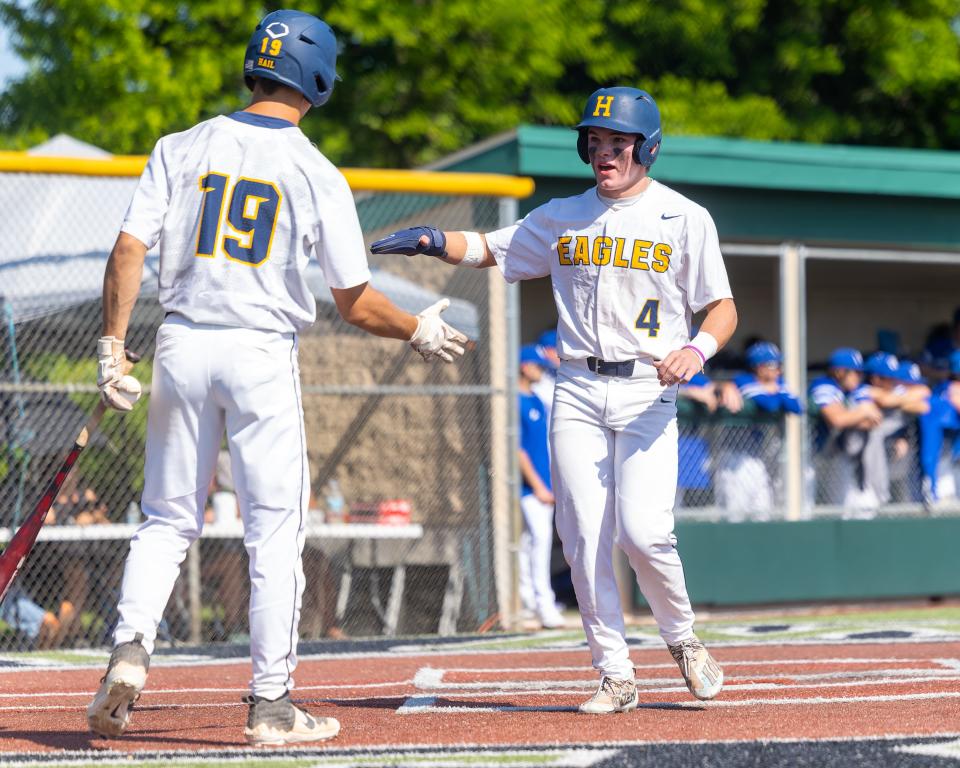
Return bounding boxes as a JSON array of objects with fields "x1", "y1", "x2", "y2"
[
  {"x1": 668, "y1": 635, "x2": 724, "y2": 700},
  {"x1": 578, "y1": 675, "x2": 639, "y2": 714},
  {"x1": 87, "y1": 633, "x2": 150, "y2": 737},
  {"x1": 244, "y1": 692, "x2": 340, "y2": 746}
]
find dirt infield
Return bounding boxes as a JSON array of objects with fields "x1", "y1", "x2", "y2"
[
  {"x1": 0, "y1": 638, "x2": 958, "y2": 763},
  {"x1": 0, "y1": 605, "x2": 958, "y2": 766}
]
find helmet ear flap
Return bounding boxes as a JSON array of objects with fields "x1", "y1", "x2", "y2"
[
  {"x1": 576, "y1": 130, "x2": 590, "y2": 164},
  {"x1": 634, "y1": 137, "x2": 661, "y2": 168}
]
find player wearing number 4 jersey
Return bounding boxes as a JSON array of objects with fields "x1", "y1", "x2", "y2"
[
  {"x1": 87, "y1": 9, "x2": 467, "y2": 745},
  {"x1": 372, "y1": 86, "x2": 737, "y2": 712}
]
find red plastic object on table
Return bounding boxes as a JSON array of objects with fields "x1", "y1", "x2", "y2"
[{"x1": 377, "y1": 499, "x2": 412, "y2": 525}]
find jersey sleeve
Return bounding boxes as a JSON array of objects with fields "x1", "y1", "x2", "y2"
[
  {"x1": 680, "y1": 207, "x2": 733, "y2": 313},
  {"x1": 484, "y1": 204, "x2": 553, "y2": 283},
  {"x1": 314, "y1": 172, "x2": 372, "y2": 290},
  {"x1": 779, "y1": 388, "x2": 804, "y2": 414},
  {"x1": 809, "y1": 379, "x2": 844, "y2": 409},
  {"x1": 120, "y1": 138, "x2": 171, "y2": 249}
]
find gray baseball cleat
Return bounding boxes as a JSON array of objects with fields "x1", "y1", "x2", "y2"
[
  {"x1": 668, "y1": 635, "x2": 724, "y2": 700},
  {"x1": 87, "y1": 633, "x2": 150, "y2": 737},
  {"x1": 244, "y1": 692, "x2": 340, "y2": 746},
  {"x1": 578, "y1": 675, "x2": 639, "y2": 714}
]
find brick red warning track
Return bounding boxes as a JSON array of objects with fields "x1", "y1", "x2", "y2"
[{"x1": 1, "y1": 641, "x2": 958, "y2": 754}]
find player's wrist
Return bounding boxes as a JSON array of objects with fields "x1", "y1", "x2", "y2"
[
  {"x1": 458, "y1": 231, "x2": 486, "y2": 267},
  {"x1": 684, "y1": 331, "x2": 719, "y2": 365}
]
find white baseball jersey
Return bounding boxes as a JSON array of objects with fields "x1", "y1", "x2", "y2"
[
  {"x1": 484, "y1": 181, "x2": 732, "y2": 362},
  {"x1": 122, "y1": 113, "x2": 371, "y2": 333}
]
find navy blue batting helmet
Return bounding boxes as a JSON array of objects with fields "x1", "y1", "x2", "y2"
[
  {"x1": 574, "y1": 87, "x2": 662, "y2": 167},
  {"x1": 244, "y1": 10, "x2": 339, "y2": 108}
]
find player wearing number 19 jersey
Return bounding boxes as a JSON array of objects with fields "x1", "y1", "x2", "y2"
[
  {"x1": 88, "y1": 9, "x2": 467, "y2": 746},
  {"x1": 371, "y1": 86, "x2": 738, "y2": 713}
]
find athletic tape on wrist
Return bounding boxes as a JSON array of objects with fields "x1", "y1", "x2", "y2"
[
  {"x1": 459, "y1": 231, "x2": 486, "y2": 267},
  {"x1": 685, "y1": 331, "x2": 719, "y2": 363}
]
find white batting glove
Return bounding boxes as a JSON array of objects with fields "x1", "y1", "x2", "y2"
[
  {"x1": 96, "y1": 336, "x2": 140, "y2": 412},
  {"x1": 409, "y1": 299, "x2": 469, "y2": 363}
]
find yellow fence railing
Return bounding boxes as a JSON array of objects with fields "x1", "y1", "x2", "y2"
[{"x1": 0, "y1": 151, "x2": 535, "y2": 198}]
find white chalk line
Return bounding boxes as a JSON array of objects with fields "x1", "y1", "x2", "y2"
[
  {"x1": 397, "y1": 690, "x2": 960, "y2": 714},
  {"x1": 9, "y1": 655, "x2": 960, "y2": 703},
  {"x1": 437, "y1": 656, "x2": 940, "y2": 674},
  {"x1": 0, "y1": 678, "x2": 415, "y2": 700},
  {"x1": 424, "y1": 668, "x2": 960, "y2": 690},
  {"x1": 402, "y1": 674, "x2": 960, "y2": 698}
]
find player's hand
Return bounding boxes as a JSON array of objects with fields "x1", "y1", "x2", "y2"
[
  {"x1": 534, "y1": 486, "x2": 555, "y2": 505},
  {"x1": 856, "y1": 400, "x2": 883, "y2": 427},
  {"x1": 409, "y1": 299, "x2": 469, "y2": 363},
  {"x1": 653, "y1": 348, "x2": 702, "y2": 387},
  {"x1": 96, "y1": 336, "x2": 141, "y2": 412},
  {"x1": 719, "y1": 381, "x2": 743, "y2": 413},
  {"x1": 370, "y1": 226, "x2": 447, "y2": 258}
]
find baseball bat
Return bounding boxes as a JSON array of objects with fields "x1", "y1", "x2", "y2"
[{"x1": 0, "y1": 352, "x2": 139, "y2": 604}]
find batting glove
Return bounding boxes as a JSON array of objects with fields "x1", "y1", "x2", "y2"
[
  {"x1": 409, "y1": 299, "x2": 468, "y2": 363},
  {"x1": 370, "y1": 226, "x2": 447, "y2": 259},
  {"x1": 96, "y1": 336, "x2": 140, "y2": 412}
]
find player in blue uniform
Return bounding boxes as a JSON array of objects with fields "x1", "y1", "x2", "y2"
[
  {"x1": 517, "y1": 344, "x2": 565, "y2": 629},
  {"x1": 715, "y1": 342, "x2": 801, "y2": 517},
  {"x1": 919, "y1": 350, "x2": 960, "y2": 504},
  {"x1": 808, "y1": 349, "x2": 881, "y2": 509}
]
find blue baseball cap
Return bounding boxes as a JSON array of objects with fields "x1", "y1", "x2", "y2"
[
  {"x1": 865, "y1": 352, "x2": 899, "y2": 378},
  {"x1": 828, "y1": 347, "x2": 863, "y2": 371},
  {"x1": 519, "y1": 344, "x2": 548, "y2": 367},
  {"x1": 745, "y1": 341, "x2": 781, "y2": 369},
  {"x1": 895, "y1": 360, "x2": 924, "y2": 385},
  {"x1": 537, "y1": 329, "x2": 558, "y2": 349}
]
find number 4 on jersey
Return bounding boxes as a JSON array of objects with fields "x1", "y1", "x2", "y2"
[
  {"x1": 195, "y1": 173, "x2": 282, "y2": 267},
  {"x1": 635, "y1": 299, "x2": 660, "y2": 338}
]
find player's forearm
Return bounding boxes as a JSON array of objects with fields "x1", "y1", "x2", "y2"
[
  {"x1": 101, "y1": 233, "x2": 147, "y2": 339},
  {"x1": 900, "y1": 386, "x2": 931, "y2": 415},
  {"x1": 370, "y1": 226, "x2": 497, "y2": 268},
  {"x1": 518, "y1": 450, "x2": 547, "y2": 493},
  {"x1": 333, "y1": 283, "x2": 418, "y2": 340},
  {"x1": 437, "y1": 231, "x2": 497, "y2": 268},
  {"x1": 698, "y1": 298, "x2": 738, "y2": 351}
]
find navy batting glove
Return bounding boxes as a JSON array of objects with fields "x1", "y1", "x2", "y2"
[{"x1": 370, "y1": 226, "x2": 447, "y2": 258}]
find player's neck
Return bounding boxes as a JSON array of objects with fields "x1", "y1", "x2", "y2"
[
  {"x1": 245, "y1": 95, "x2": 309, "y2": 126},
  {"x1": 519, "y1": 377, "x2": 533, "y2": 393}
]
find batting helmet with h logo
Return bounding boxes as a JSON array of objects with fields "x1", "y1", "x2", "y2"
[
  {"x1": 574, "y1": 87, "x2": 662, "y2": 168},
  {"x1": 244, "y1": 10, "x2": 340, "y2": 108}
]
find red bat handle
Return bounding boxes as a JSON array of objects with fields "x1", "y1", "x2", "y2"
[{"x1": 0, "y1": 402, "x2": 107, "y2": 604}]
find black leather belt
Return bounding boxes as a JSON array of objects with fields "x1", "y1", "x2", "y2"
[{"x1": 587, "y1": 357, "x2": 636, "y2": 377}]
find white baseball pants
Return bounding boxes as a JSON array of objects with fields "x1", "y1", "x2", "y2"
[
  {"x1": 551, "y1": 362, "x2": 695, "y2": 679},
  {"x1": 518, "y1": 494, "x2": 559, "y2": 621},
  {"x1": 114, "y1": 315, "x2": 309, "y2": 700}
]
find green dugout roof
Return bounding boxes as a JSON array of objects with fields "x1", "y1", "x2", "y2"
[{"x1": 437, "y1": 126, "x2": 960, "y2": 250}]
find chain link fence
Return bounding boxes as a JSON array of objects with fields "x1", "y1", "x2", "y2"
[
  {"x1": 0, "y1": 162, "x2": 522, "y2": 651},
  {"x1": 3, "y1": 162, "x2": 958, "y2": 651}
]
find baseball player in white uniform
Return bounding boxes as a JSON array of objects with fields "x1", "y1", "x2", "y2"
[
  {"x1": 372, "y1": 86, "x2": 738, "y2": 713},
  {"x1": 87, "y1": 10, "x2": 466, "y2": 745}
]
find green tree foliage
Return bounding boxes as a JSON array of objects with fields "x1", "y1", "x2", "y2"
[{"x1": 2, "y1": 0, "x2": 960, "y2": 165}]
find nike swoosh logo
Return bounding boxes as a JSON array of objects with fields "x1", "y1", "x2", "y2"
[{"x1": 661, "y1": 213, "x2": 683, "y2": 220}]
